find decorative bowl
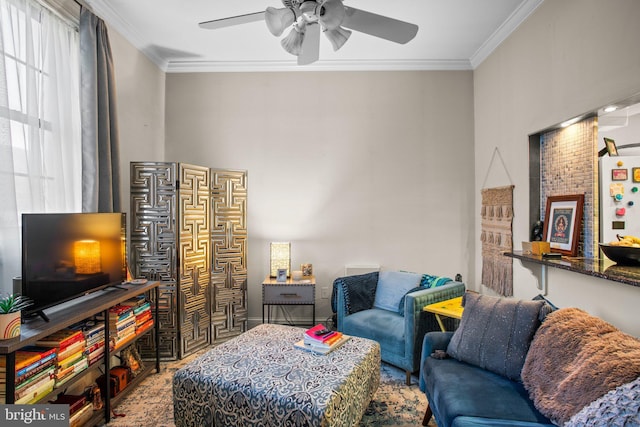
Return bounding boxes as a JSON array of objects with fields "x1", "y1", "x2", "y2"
[{"x1": 599, "y1": 243, "x2": 640, "y2": 266}]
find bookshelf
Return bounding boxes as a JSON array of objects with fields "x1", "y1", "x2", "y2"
[{"x1": 0, "y1": 281, "x2": 160, "y2": 424}]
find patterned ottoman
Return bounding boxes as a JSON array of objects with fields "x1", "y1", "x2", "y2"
[{"x1": 173, "y1": 323, "x2": 381, "y2": 427}]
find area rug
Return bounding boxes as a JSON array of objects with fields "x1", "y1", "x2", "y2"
[{"x1": 105, "y1": 347, "x2": 434, "y2": 427}]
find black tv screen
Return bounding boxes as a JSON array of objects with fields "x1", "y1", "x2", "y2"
[{"x1": 21, "y1": 212, "x2": 127, "y2": 319}]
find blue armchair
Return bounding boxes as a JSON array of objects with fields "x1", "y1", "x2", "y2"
[{"x1": 332, "y1": 271, "x2": 465, "y2": 385}]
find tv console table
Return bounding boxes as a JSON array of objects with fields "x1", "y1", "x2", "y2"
[{"x1": 0, "y1": 281, "x2": 160, "y2": 425}]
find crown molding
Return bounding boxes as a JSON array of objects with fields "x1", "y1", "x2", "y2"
[
  {"x1": 86, "y1": 0, "x2": 168, "y2": 69},
  {"x1": 165, "y1": 58, "x2": 472, "y2": 73},
  {"x1": 469, "y1": 0, "x2": 543, "y2": 69},
  {"x1": 88, "y1": 0, "x2": 536, "y2": 73}
]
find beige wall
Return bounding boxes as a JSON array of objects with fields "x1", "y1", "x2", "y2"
[
  {"x1": 474, "y1": 0, "x2": 640, "y2": 335},
  {"x1": 110, "y1": 0, "x2": 640, "y2": 334},
  {"x1": 108, "y1": 28, "x2": 166, "y2": 216},
  {"x1": 164, "y1": 71, "x2": 475, "y2": 324}
]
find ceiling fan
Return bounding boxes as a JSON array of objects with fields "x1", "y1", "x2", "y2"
[{"x1": 199, "y1": 0, "x2": 419, "y2": 65}]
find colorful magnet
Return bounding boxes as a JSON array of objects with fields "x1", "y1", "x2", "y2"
[{"x1": 616, "y1": 207, "x2": 626, "y2": 216}]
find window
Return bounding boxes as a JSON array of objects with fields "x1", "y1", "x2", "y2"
[{"x1": 0, "y1": 0, "x2": 81, "y2": 287}]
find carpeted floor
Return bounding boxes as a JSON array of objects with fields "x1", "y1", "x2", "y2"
[{"x1": 104, "y1": 346, "x2": 436, "y2": 427}]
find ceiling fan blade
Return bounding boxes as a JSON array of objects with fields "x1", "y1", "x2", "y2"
[
  {"x1": 342, "y1": 7, "x2": 418, "y2": 44},
  {"x1": 199, "y1": 12, "x2": 265, "y2": 30},
  {"x1": 298, "y1": 23, "x2": 320, "y2": 65}
]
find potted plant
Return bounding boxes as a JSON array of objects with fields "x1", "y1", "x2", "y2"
[{"x1": 0, "y1": 294, "x2": 32, "y2": 339}]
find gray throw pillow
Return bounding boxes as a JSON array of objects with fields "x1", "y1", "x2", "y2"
[
  {"x1": 372, "y1": 270, "x2": 422, "y2": 312},
  {"x1": 446, "y1": 292, "x2": 545, "y2": 381}
]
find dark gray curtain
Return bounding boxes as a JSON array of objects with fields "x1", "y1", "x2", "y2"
[{"x1": 79, "y1": 7, "x2": 121, "y2": 213}]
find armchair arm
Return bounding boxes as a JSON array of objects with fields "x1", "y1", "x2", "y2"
[
  {"x1": 404, "y1": 280, "x2": 465, "y2": 372},
  {"x1": 331, "y1": 272, "x2": 379, "y2": 331}
]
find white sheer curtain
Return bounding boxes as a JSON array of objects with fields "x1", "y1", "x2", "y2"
[{"x1": 0, "y1": 0, "x2": 81, "y2": 293}]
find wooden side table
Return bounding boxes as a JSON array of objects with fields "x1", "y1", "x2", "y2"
[
  {"x1": 262, "y1": 275, "x2": 316, "y2": 326},
  {"x1": 423, "y1": 296, "x2": 464, "y2": 332}
]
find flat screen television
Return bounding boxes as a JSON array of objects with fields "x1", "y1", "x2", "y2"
[{"x1": 21, "y1": 212, "x2": 127, "y2": 321}]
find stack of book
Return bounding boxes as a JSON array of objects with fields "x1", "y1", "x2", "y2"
[
  {"x1": 83, "y1": 322, "x2": 106, "y2": 366},
  {"x1": 105, "y1": 304, "x2": 136, "y2": 350},
  {"x1": 53, "y1": 393, "x2": 94, "y2": 427},
  {"x1": 294, "y1": 324, "x2": 350, "y2": 354},
  {"x1": 0, "y1": 346, "x2": 58, "y2": 404},
  {"x1": 36, "y1": 329, "x2": 87, "y2": 388},
  {"x1": 121, "y1": 296, "x2": 154, "y2": 336},
  {"x1": 69, "y1": 320, "x2": 106, "y2": 366}
]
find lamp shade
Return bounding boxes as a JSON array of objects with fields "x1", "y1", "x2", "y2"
[
  {"x1": 270, "y1": 242, "x2": 291, "y2": 277},
  {"x1": 281, "y1": 26, "x2": 305, "y2": 56},
  {"x1": 324, "y1": 26, "x2": 351, "y2": 51},
  {"x1": 265, "y1": 6, "x2": 296, "y2": 36},
  {"x1": 318, "y1": 0, "x2": 345, "y2": 30},
  {"x1": 75, "y1": 240, "x2": 101, "y2": 274}
]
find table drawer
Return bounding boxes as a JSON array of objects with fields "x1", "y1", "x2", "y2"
[{"x1": 263, "y1": 285, "x2": 315, "y2": 304}]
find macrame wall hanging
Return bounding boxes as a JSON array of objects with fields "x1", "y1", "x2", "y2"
[
  {"x1": 481, "y1": 185, "x2": 515, "y2": 296},
  {"x1": 481, "y1": 148, "x2": 515, "y2": 297}
]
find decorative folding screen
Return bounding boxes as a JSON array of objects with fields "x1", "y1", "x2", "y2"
[
  {"x1": 481, "y1": 185, "x2": 515, "y2": 296},
  {"x1": 130, "y1": 162, "x2": 248, "y2": 359}
]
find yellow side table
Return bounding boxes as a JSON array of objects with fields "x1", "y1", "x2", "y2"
[{"x1": 423, "y1": 296, "x2": 464, "y2": 332}]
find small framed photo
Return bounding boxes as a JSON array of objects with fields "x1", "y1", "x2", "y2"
[
  {"x1": 121, "y1": 346, "x2": 145, "y2": 377},
  {"x1": 542, "y1": 194, "x2": 584, "y2": 257},
  {"x1": 276, "y1": 268, "x2": 287, "y2": 282},
  {"x1": 605, "y1": 137, "x2": 618, "y2": 156},
  {"x1": 632, "y1": 168, "x2": 640, "y2": 183},
  {"x1": 301, "y1": 263, "x2": 313, "y2": 276},
  {"x1": 612, "y1": 168, "x2": 628, "y2": 181}
]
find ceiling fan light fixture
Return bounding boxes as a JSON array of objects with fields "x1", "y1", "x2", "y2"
[
  {"x1": 281, "y1": 25, "x2": 305, "y2": 56},
  {"x1": 318, "y1": 0, "x2": 345, "y2": 30},
  {"x1": 324, "y1": 26, "x2": 351, "y2": 51},
  {"x1": 265, "y1": 7, "x2": 296, "y2": 36}
]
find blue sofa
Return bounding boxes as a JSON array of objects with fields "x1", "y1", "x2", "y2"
[
  {"x1": 419, "y1": 292, "x2": 640, "y2": 427},
  {"x1": 420, "y1": 331, "x2": 554, "y2": 427},
  {"x1": 332, "y1": 271, "x2": 465, "y2": 385}
]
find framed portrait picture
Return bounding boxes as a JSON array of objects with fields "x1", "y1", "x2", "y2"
[
  {"x1": 542, "y1": 194, "x2": 584, "y2": 256},
  {"x1": 604, "y1": 137, "x2": 618, "y2": 156},
  {"x1": 276, "y1": 268, "x2": 287, "y2": 282}
]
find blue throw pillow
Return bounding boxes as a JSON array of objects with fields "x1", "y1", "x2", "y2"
[{"x1": 373, "y1": 271, "x2": 422, "y2": 313}]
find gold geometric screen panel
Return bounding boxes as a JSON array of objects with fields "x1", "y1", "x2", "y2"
[
  {"x1": 178, "y1": 164, "x2": 211, "y2": 355},
  {"x1": 210, "y1": 169, "x2": 248, "y2": 342}
]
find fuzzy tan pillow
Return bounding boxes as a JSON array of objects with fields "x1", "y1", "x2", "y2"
[{"x1": 522, "y1": 308, "x2": 640, "y2": 426}]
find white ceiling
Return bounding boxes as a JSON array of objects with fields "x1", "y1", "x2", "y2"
[{"x1": 84, "y1": 0, "x2": 542, "y2": 73}]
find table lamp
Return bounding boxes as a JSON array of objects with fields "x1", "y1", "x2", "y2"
[{"x1": 270, "y1": 242, "x2": 290, "y2": 278}]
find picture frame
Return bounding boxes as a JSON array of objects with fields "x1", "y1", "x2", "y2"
[
  {"x1": 604, "y1": 137, "x2": 618, "y2": 156},
  {"x1": 121, "y1": 346, "x2": 145, "y2": 377},
  {"x1": 276, "y1": 268, "x2": 287, "y2": 282},
  {"x1": 612, "y1": 168, "x2": 628, "y2": 181},
  {"x1": 301, "y1": 263, "x2": 313, "y2": 276},
  {"x1": 542, "y1": 194, "x2": 584, "y2": 256},
  {"x1": 633, "y1": 168, "x2": 640, "y2": 183}
]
